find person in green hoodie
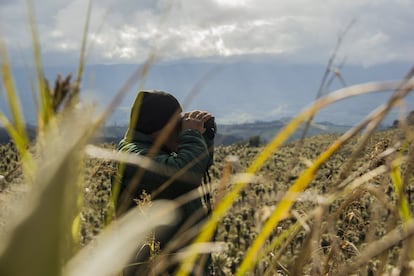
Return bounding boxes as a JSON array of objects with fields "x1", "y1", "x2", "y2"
[{"x1": 114, "y1": 90, "x2": 216, "y2": 275}]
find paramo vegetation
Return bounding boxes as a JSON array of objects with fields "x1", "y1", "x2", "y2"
[{"x1": 1, "y1": 120, "x2": 414, "y2": 274}]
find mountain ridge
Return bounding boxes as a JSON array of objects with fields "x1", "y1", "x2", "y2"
[{"x1": 0, "y1": 116, "x2": 395, "y2": 146}]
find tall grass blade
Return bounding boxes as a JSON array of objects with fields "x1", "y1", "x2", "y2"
[
  {"x1": 27, "y1": 0, "x2": 52, "y2": 132},
  {"x1": 0, "y1": 113, "x2": 35, "y2": 179},
  {"x1": 390, "y1": 156, "x2": 414, "y2": 269},
  {"x1": 0, "y1": 45, "x2": 27, "y2": 143},
  {"x1": 67, "y1": 0, "x2": 92, "y2": 246},
  {"x1": 299, "y1": 19, "x2": 355, "y2": 142},
  {"x1": 71, "y1": 0, "x2": 92, "y2": 105},
  {"x1": 0, "y1": 40, "x2": 35, "y2": 179},
  {"x1": 262, "y1": 221, "x2": 302, "y2": 265},
  {"x1": 390, "y1": 160, "x2": 411, "y2": 222}
]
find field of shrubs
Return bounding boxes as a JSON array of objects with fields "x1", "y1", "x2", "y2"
[{"x1": 1, "y1": 125, "x2": 413, "y2": 275}]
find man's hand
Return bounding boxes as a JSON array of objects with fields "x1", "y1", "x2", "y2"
[{"x1": 182, "y1": 110, "x2": 212, "y2": 134}]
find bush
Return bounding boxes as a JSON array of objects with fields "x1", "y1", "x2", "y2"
[{"x1": 248, "y1": 135, "x2": 261, "y2": 147}]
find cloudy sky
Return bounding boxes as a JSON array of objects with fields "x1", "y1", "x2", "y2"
[{"x1": 1, "y1": 0, "x2": 413, "y2": 66}]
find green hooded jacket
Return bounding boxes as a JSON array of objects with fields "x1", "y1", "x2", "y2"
[
  {"x1": 115, "y1": 128, "x2": 214, "y2": 275},
  {"x1": 116, "y1": 127, "x2": 211, "y2": 215}
]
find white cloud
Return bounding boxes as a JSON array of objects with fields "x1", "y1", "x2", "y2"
[
  {"x1": 212, "y1": 0, "x2": 252, "y2": 8},
  {"x1": 218, "y1": 111, "x2": 257, "y2": 124},
  {"x1": 0, "y1": 0, "x2": 412, "y2": 66},
  {"x1": 268, "y1": 104, "x2": 290, "y2": 118},
  {"x1": 217, "y1": 104, "x2": 291, "y2": 124}
]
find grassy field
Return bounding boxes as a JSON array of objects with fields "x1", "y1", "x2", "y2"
[{"x1": 1, "y1": 125, "x2": 413, "y2": 275}]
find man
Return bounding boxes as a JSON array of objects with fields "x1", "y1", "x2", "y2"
[{"x1": 114, "y1": 90, "x2": 215, "y2": 275}]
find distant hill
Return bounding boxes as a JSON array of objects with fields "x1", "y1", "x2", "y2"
[
  {"x1": 0, "y1": 117, "x2": 397, "y2": 146},
  {"x1": 0, "y1": 125, "x2": 37, "y2": 144},
  {"x1": 95, "y1": 119, "x2": 354, "y2": 146},
  {"x1": 215, "y1": 120, "x2": 353, "y2": 145}
]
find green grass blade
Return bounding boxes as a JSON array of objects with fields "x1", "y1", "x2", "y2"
[
  {"x1": 260, "y1": 221, "x2": 302, "y2": 262},
  {"x1": 0, "y1": 113, "x2": 35, "y2": 177},
  {"x1": 67, "y1": 0, "x2": 92, "y2": 244},
  {"x1": 0, "y1": 47, "x2": 27, "y2": 142},
  {"x1": 72, "y1": 0, "x2": 92, "y2": 104},
  {"x1": 27, "y1": 0, "x2": 52, "y2": 132},
  {"x1": 0, "y1": 114, "x2": 25, "y2": 155},
  {"x1": 390, "y1": 160, "x2": 411, "y2": 222},
  {"x1": 389, "y1": 159, "x2": 414, "y2": 267},
  {"x1": 0, "y1": 40, "x2": 35, "y2": 179}
]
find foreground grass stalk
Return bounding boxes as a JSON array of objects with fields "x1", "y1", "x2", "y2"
[
  {"x1": 0, "y1": 40, "x2": 35, "y2": 180},
  {"x1": 27, "y1": 0, "x2": 52, "y2": 132},
  {"x1": 390, "y1": 156, "x2": 414, "y2": 267},
  {"x1": 0, "y1": 113, "x2": 35, "y2": 180},
  {"x1": 298, "y1": 19, "x2": 354, "y2": 144},
  {"x1": 1, "y1": 52, "x2": 27, "y2": 140},
  {"x1": 68, "y1": 0, "x2": 92, "y2": 244},
  {"x1": 71, "y1": 0, "x2": 92, "y2": 106},
  {"x1": 262, "y1": 220, "x2": 304, "y2": 274},
  {"x1": 390, "y1": 160, "x2": 411, "y2": 223}
]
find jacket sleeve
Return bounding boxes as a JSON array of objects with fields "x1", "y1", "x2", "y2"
[
  {"x1": 117, "y1": 128, "x2": 210, "y2": 201},
  {"x1": 154, "y1": 129, "x2": 209, "y2": 182},
  {"x1": 129, "y1": 129, "x2": 210, "y2": 199}
]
